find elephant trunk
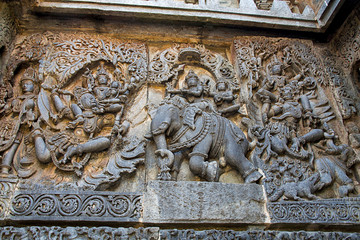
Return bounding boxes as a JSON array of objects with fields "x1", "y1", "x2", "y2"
[
  {"x1": 152, "y1": 132, "x2": 175, "y2": 180},
  {"x1": 153, "y1": 132, "x2": 168, "y2": 151}
]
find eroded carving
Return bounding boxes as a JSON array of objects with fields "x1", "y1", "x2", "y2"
[
  {"x1": 1, "y1": 227, "x2": 360, "y2": 240},
  {"x1": 0, "y1": 178, "x2": 17, "y2": 219},
  {"x1": 160, "y1": 229, "x2": 360, "y2": 239},
  {"x1": 0, "y1": 226, "x2": 158, "y2": 239},
  {"x1": 0, "y1": 2, "x2": 16, "y2": 84},
  {"x1": 254, "y1": 0, "x2": 273, "y2": 10}
]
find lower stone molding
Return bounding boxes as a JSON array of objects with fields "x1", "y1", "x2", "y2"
[
  {"x1": 159, "y1": 229, "x2": 360, "y2": 239},
  {"x1": 268, "y1": 197, "x2": 360, "y2": 223},
  {"x1": 0, "y1": 227, "x2": 360, "y2": 239},
  {"x1": 8, "y1": 190, "x2": 142, "y2": 222}
]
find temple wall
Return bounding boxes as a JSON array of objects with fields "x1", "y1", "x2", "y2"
[{"x1": 0, "y1": 0, "x2": 359, "y2": 239}]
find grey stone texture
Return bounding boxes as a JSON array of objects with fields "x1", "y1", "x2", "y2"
[{"x1": 143, "y1": 180, "x2": 269, "y2": 223}]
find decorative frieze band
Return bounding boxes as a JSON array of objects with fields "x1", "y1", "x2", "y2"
[
  {"x1": 0, "y1": 226, "x2": 159, "y2": 240},
  {"x1": 8, "y1": 190, "x2": 142, "y2": 222},
  {"x1": 159, "y1": 229, "x2": 360, "y2": 239},
  {"x1": 268, "y1": 198, "x2": 360, "y2": 223},
  {"x1": 1, "y1": 227, "x2": 359, "y2": 240}
]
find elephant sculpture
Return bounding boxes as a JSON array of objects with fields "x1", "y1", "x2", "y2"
[{"x1": 148, "y1": 96, "x2": 262, "y2": 183}]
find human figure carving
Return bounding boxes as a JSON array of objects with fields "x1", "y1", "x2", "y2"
[
  {"x1": 210, "y1": 78, "x2": 243, "y2": 116},
  {"x1": 0, "y1": 68, "x2": 51, "y2": 175}
]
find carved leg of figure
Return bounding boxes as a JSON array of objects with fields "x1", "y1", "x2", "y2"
[
  {"x1": 316, "y1": 158, "x2": 333, "y2": 191},
  {"x1": 33, "y1": 130, "x2": 51, "y2": 163},
  {"x1": 67, "y1": 104, "x2": 84, "y2": 129},
  {"x1": 339, "y1": 183, "x2": 354, "y2": 197},
  {"x1": 292, "y1": 129, "x2": 324, "y2": 151},
  {"x1": 306, "y1": 193, "x2": 319, "y2": 200},
  {"x1": 1, "y1": 141, "x2": 19, "y2": 174},
  {"x1": 63, "y1": 137, "x2": 111, "y2": 162},
  {"x1": 218, "y1": 104, "x2": 240, "y2": 116},
  {"x1": 335, "y1": 168, "x2": 354, "y2": 197},
  {"x1": 261, "y1": 101, "x2": 270, "y2": 124},
  {"x1": 52, "y1": 94, "x2": 72, "y2": 120},
  {"x1": 106, "y1": 104, "x2": 123, "y2": 113}
]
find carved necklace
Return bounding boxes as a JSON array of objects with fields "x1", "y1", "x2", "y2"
[{"x1": 168, "y1": 113, "x2": 211, "y2": 152}]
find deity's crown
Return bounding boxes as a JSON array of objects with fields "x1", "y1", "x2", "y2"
[
  {"x1": 20, "y1": 67, "x2": 37, "y2": 83},
  {"x1": 185, "y1": 70, "x2": 199, "y2": 84},
  {"x1": 267, "y1": 56, "x2": 284, "y2": 73},
  {"x1": 96, "y1": 63, "x2": 110, "y2": 79}
]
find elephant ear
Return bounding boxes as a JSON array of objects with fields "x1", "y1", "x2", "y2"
[{"x1": 183, "y1": 106, "x2": 201, "y2": 130}]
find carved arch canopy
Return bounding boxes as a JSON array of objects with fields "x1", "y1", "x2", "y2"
[{"x1": 148, "y1": 44, "x2": 239, "y2": 88}]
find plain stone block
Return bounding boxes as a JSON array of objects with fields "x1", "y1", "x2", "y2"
[{"x1": 142, "y1": 180, "x2": 269, "y2": 224}]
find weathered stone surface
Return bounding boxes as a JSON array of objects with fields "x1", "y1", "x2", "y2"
[
  {"x1": 1, "y1": 226, "x2": 360, "y2": 240},
  {"x1": 143, "y1": 180, "x2": 268, "y2": 223},
  {"x1": 160, "y1": 229, "x2": 360, "y2": 239},
  {"x1": 0, "y1": 226, "x2": 160, "y2": 240},
  {"x1": 33, "y1": 0, "x2": 342, "y2": 32}
]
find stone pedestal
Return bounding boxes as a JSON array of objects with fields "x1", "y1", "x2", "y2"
[{"x1": 142, "y1": 180, "x2": 269, "y2": 224}]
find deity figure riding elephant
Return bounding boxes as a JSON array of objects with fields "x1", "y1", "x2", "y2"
[{"x1": 147, "y1": 95, "x2": 263, "y2": 183}]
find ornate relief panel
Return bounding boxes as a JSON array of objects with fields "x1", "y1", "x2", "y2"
[
  {"x1": 0, "y1": 32, "x2": 147, "y2": 194},
  {"x1": 0, "y1": 26, "x2": 359, "y2": 235},
  {"x1": 233, "y1": 37, "x2": 359, "y2": 204}
]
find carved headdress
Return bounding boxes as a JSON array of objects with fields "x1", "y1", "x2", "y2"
[
  {"x1": 185, "y1": 70, "x2": 200, "y2": 87},
  {"x1": 267, "y1": 56, "x2": 284, "y2": 76},
  {"x1": 96, "y1": 63, "x2": 111, "y2": 81},
  {"x1": 20, "y1": 67, "x2": 37, "y2": 84}
]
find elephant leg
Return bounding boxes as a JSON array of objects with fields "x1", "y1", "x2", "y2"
[
  {"x1": 172, "y1": 151, "x2": 185, "y2": 181},
  {"x1": 225, "y1": 145, "x2": 262, "y2": 183},
  {"x1": 189, "y1": 136, "x2": 218, "y2": 181}
]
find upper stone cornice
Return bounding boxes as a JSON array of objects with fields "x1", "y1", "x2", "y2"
[{"x1": 32, "y1": 0, "x2": 344, "y2": 33}]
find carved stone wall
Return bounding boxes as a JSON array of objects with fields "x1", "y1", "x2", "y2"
[
  {"x1": 0, "y1": 2, "x2": 16, "y2": 85},
  {"x1": 0, "y1": 0, "x2": 359, "y2": 238}
]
